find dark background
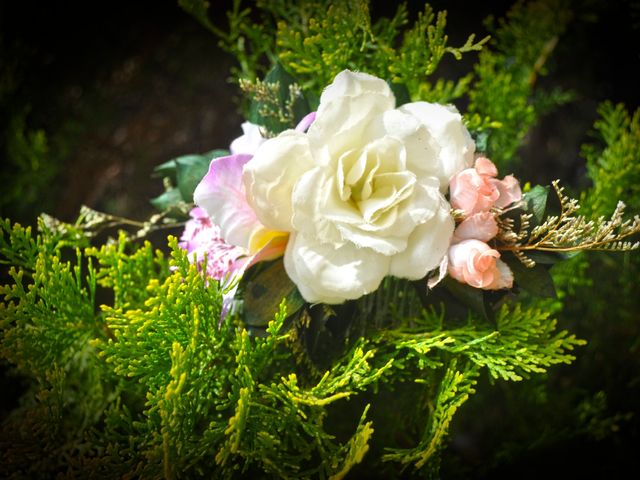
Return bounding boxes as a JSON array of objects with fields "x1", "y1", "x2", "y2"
[
  {"x1": 1, "y1": 0, "x2": 639, "y2": 477},
  {"x1": 1, "y1": 0, "x2": 638, "y2": 224}
]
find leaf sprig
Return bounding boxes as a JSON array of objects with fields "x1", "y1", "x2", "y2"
[{"x1": 500, "y1": 180, "x2": 640, "y2": 267}]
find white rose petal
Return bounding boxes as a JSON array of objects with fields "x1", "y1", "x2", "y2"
[
  {"x1": 399, "y1": 102, "x2": 475, "y2": 188},
  {"x1": 318, "y1": 70, "x2": 395, "y2": 106},
  {"x1": 243, "y1": 130, "x2": 315, "y2": 232},
  {"x1": 284, "y1": 233, "x2": 390, "y2": 304},
  {"x1": 389, "y1": 196, "x2": 455, "y2": 279}
]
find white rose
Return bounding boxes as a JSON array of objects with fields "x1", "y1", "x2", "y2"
[{"x1": 243, "y1": 70, "x2": 474, "y2": 303}]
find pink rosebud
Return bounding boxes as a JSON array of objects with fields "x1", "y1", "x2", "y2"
[
  {"x1": 448, "y1": 239, "x2": 514, "y2": 290},
  {"x1": 452, "y1": 211, "x2": 499, "y2": 243},
  {"x1": 449, "y1": 157, "x2": 522, "y2": 216},
  {"x1": 492, "y1": 175, "x2": 522, "y2": 208},
  {"x1": 449, "y1": 167, "x2": 500, "y2": 216},
  {"x1": 474, "y1": 156, "x2": 498, "y2": 177}
]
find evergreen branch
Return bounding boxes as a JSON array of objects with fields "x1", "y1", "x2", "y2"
[{"x1": 382, "y1": 360, "x2": 478, "y2": 469}]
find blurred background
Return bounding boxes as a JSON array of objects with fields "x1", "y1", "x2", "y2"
[
  {"x1": 1, "y1": 0, "x2": 638, "y2": 225},
  {"x1": 1, "y1": 0, "x2": 639, "y2": 477}
]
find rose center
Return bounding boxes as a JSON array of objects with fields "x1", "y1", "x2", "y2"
[{"x1": 337, "y1": 145, "x2": 415, "y2": 223}]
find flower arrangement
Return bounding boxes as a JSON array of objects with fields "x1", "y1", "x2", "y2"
[
  {"x1": 1, "y1": 1, "x2": 639, "y2": 478},
  {"x1": 186, "y1": 68, "x2": 638, "y2": 321}
]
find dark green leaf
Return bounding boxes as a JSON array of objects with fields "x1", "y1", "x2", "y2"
[
  {"x1": 150, "y1": 188, "x2": 182, "y2": 211},
  {"x1": 243, "y1": 261, "x2": 305, "y2": 327},
  {"x1": 387, "y1": 81, "x2": 411, "y2": 106},
  {"x1": 174, "y1": 150, "x2": 228, "y2": 202},
  {"x1": 523, "y1": 185, "x2": 550, "y2": 224},
  {"x1": 471, "y1": 130, "x2": 490, "y2": 153},
  {"x1": 152, "y1": 159, "x2": 179, "y2": 181},
  {"x1": 153, "y1": 150, "x2": 228, "y2": 182},
  {"x1": 525, "y1": 250, "x2": 574, "y2": 265},
  {"x1": 176, "y1": 157, "x2": 210, "y2": 202},
  {"x1": 506, "y1": 254, "x2": 556, "y2": 298},
  {"x1": 443, "y1": 277, "x2": 490, "y2": 320}
]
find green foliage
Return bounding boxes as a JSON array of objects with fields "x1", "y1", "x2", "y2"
[
  {"x1": 581, "y1": 102, "x2": 640, "y2": 216},
  {"x1": 0, "y1": 216, "x2": 585, "y2": 477},
  {"x1": 0, "y1": 110, "x2": 57, "y2": 221},
  {"x1": 181, "y1": 0, "x2": 488, "y2": 109},
  {"x1": 151, "y1": 150, "x2": 229, "y2": 212},
  {"x1": 451, "y1": 100, "x2": 640, "y2": 478},
  {"x1": 467, "y1": 0, "x2": 573, "y2": 167},
  {"x1": 2, "y1": 1, "x2": 637, "y2": 477},
  {"x1": 241, "y1": 62, "x2": 310, "y2": 135}
]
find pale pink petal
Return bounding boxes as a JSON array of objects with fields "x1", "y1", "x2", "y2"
[
  {"x1": 449, "y1": 169, "x2": 480, "y2": 214},
  {"x1": 193, "y1": 153, "x2": 263, "y2": 250},
  {"x1": 230, "y1": 122, "x2": 266, "y2": 155},
  {"x1": 447, "y1": 239, "x2": 509, "y2": 290},
  {"x1": 449, "y1": 168, "x2": 500, "y2": 216},
  {"x1": 474, "y1": 157, "x2": 498, "y2": 177},
  {"x1": 295, "y1": 111, "x2": 317, "y2": 132},
  {"x1": 488, "y1": 259, "x2": 514, "y2": 289},
  {"x1": 427, "y1": 254, "x2": 449, "y2": 289},
  {"x1": 453, "y1": 212, "x2": 499, "y2": 243},
  {"x1": 492, "y1": 175, "x2": 522, "y2": 208}
]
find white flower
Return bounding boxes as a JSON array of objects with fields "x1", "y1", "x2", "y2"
[{"x1": 243, "y1": 70, "x2": 475, "y2": 303}]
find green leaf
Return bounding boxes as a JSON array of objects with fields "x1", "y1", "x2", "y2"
[
  {"x1": 150, "y1": 188, "x2": 182, "y2": 211},
  {"x1": 443, "y1": 277, "x2": 490, "y2": 320},
  {"x1": 471, "y1": 130, "x2": 490, "y2": 153},
  {"x1": 523, "y1": 185, "x2": 550, "y2": 224},
  {"x1": 175, "y1": 150, "x2": 229, "y2": 202},
  {"x1": 176, "y1": 157, "x2": 210, "y2": 202},
  {"x1": 506, "y1": 254, "x2": 556, "y2": 298},
  {"x1": 387, "y1": 81, "x2": 411, "y2": 106},
  {"x1": 243, "y1": 261, "x2": 305, "y2": 327},
  {"x1": 525, "y1": 250, "x2": 574, "y2": 265},
  {"x1": 152, "y1": 158, "x2": 179, "y2": 181},
  {"x1": 154, "y1": 149, "x2": 228, "y2": 182}
]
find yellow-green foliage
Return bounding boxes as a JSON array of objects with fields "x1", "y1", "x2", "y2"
[
  {"x1": 0, "y1": 216, "x2": 586, "y2": 478},
  {"x1": 181, "y1": 0, "x2": 487, "y2": 106}
]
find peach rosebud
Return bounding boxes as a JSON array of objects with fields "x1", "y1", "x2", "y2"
[
  {"x1": 449, "y1": 157, "x2": 500, "y2": 216},
  {"x1": 449, "y1": 166, "x2": 499, "y2": 216},
  {"x1": 453, "y1": 212, "x2": 499, "y2": 243},
  {"x1": 448, "y1": 239, "x2": 514, "y2": 290},
  {"x1": 449, "y1": 156, "x2": 522, "y2": 216},
  {"x1": 492, "y1": 174, "x2": 522, "y2": 208},
  {"x1": 474, "y1": 156, "x2": 498, "y2": 177}
]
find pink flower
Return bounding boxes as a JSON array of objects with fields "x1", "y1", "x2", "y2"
[
  {"x1": 493, "y1": 174, "x2": 522, "y2": 208},
  {"x1": 188, "y1": 151, "x2": 289, "y2": 320},
  {"x1": 449, "y1": 157, "x2": 522, "y2": 216},
  {"x1": 179, "y1": 207, "x2": 246, "y2": 281},
  {"x1": 295, "y1": 111, "x2": 317, "y2": 132},
  {"x1": 448, "y1": 239, "x2": 513, "y2": 290},
  {"x1": 452, "y1": 211, "x2": 499, "y2": 243},
  {"x1": 193, "y1": 153, "x2": 288, "y2": 256}
]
